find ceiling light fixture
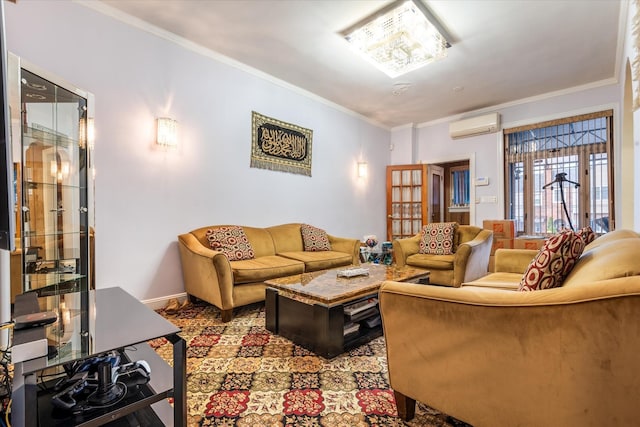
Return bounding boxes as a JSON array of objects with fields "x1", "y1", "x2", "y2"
[{"x1": 341, "y1": 0, "x2": 452, "y2": 78}]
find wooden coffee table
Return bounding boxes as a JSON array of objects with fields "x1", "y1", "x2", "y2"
[{"x1": 265, "y1": 263, "x2": 429, "y2": 359}]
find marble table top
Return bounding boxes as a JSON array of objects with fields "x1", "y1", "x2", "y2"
[{"x1": 265, "y1": 263, "x2": 430, "y2": 304}]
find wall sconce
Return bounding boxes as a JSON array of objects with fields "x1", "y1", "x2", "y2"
[
  {"x1": 156, "y1": 117, "x2": 178, "y2": 147},
  {"x1": 357, "y1": 161, "x2": 368, "y2": 178}
]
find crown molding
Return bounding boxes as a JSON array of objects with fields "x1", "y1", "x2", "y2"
[
  {"x1": 76, "y1": 0, "x2": 390, "y2": 131},
  {"x1": 415, "y1": 77, "x2": 619, "y2": 129}
]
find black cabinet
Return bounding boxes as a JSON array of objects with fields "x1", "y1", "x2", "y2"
[
  {"x1": 266, "y1": 289, "x2": 382, "y2": 359},
  {"x1": 12, "y1": 287, "x2": 186, "y2": 427}
]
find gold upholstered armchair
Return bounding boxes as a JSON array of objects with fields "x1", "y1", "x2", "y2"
[
  {"x1": 380, "y1": 229, "x2": 640, "y2": 426},
  {"x1": 392, "y1": 224, "x2": 493, "y2": 287}
]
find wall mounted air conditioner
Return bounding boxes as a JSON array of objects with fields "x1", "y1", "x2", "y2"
[{"x1": 449, "y1": 112, "x2": 501, "y2": 139}]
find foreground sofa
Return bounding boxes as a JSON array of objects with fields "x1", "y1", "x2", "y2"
[
  {"x1": 379, "y1": 229, "x2": 640, "y2": 426},
  {"x1": 178, "y1": 223, "x2": 360, "y2": 321},
  {"x1": 392, "y1": 224, "x2": 493, "y2": 287}
]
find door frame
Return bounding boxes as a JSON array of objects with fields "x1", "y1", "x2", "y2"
[
  {"x1": 427, "y1": 165, "x2": 444, "y2": 223},
  {"x1": 425, "y1": 153, "x2": 476, "y2": 226}
]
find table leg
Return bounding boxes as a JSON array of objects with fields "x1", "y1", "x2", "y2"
[
  {"x1": 168, "y1": 333, "x2": 186, "y2": 427},
  {"x1": 265, "y1": 288, "x2": 278, "y2": 333}
]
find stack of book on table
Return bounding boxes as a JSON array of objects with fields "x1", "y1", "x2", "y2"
[{"x1": 343, "y1": 297, "x2": 380, "y2": 336}]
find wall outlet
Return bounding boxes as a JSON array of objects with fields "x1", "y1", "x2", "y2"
[{"x1": 478, "y1": 195, "x2": 498, "y2": 204}]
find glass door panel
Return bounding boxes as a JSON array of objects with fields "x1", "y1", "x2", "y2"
[{"x1": 386, "y1": 164, "x2": 428, "y2": 241}]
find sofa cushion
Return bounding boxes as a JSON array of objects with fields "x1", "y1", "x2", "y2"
[
  {"x1": 192, "y1": 225, "x2": 276, "y2": 257},
  {"x1": 576, "y1": 226, "x2": 596, "y2": 245},
  {"x1": 462, "y1": 272, "x2": 522, "y2": 290},
  {"x1": 563, "y1": 237, "x2": 640, "y2": 287},
  {"x1": 406, "y1": 253, "x2": 455, "y2": 270},
  {"x1": 300, "y1": 223, "x2": 331, "y2": 251},
  {"x1": 206, "y1": 226, "x2": 255, "y2": 261},
  {"x1": 518, "y1": 230, "x2": 585, "y2": 291},
  {"x1": 266, "y1": 223, "x2": 304, "y2": 253},
  {"x1": 583, "y1": 229, "x2": 639, "y2": 252},
  {"x1": 238, "y1": 226, "x2": 277, "y2": 257},
  {"x1": 419, "y1": 222, "x2": 458, "y2": 255},
  {"x1": 230, "y1": 255, "x2": 305, "y2": 284},
  {"x1": 278, "y1": 250, "x2": 352, "y2": 271},
  {"x1": 453, "y1": 225, "x2": 482, "y2": 252}
]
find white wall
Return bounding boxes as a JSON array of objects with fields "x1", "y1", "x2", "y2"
[
  {"x1": 621, "y1": 0, "x2": 640, "y2": 231},
  {"x1": 5, "y1": 1, "x2": 390, "y2": 301},
  {"x1": 389, "y1": 124, "x2": 415, "y2": 165},
  {"x1": 413, "y1": 83, "x2": 621, "y2": 226}
]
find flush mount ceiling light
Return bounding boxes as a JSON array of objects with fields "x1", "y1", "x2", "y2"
[{"x1": 341, "y1": 0, "x2": 452, "y2": 78}]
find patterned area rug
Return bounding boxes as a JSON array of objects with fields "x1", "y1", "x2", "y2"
[{"x1": 151, "y1": 302, "x2": 470, "y2": 427}]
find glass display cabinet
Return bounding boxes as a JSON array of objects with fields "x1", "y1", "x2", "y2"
[
  {"x1": 8, "y1": 54, "x2": 95, "y2": 359},
  {"x1": 6, "y1": 55, "x2": 185, "y2": 427}
]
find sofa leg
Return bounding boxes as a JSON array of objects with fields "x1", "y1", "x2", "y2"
[
  {"x1": 221, "y1": 308, "x2": 233, "y2": 323},
  {"x1": 394, "y1": 390, "x2": 416, "y2": 421}
]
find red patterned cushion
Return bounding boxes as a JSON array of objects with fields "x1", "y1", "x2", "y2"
[
  {"x1": 418, "y1": 222, "x2": 458, "y2": 255},
  {"x1": 205, "y1": 226, "x2": 255, "y2": 261},
  {"x1": 301, "y1": 224, "x2": 331, "y2": 251},
  {"x1": 576, "y1": 226, "x2": 596, "y2": 245},
  {"x1": 518, "y1": 230, "x2": 585, "y2": 291}
]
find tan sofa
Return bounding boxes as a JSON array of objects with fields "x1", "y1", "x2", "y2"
[
  {"x1": 379, "y1": 229, "x2": 640, "y2": 426},
  {"x1": 392, "y1": 225, "x2": 493, "y2": 287},
  {"x1": 178, "y1": 223, "x2": 360, "y2": 321}
]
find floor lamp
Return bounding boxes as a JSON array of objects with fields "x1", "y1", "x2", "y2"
[{"x1": 542, "y1": 172, "x2": 580, "y2": 231}]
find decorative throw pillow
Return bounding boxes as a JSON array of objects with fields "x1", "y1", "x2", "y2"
[
  {"x1": 418, "y1": 222, "x2": 458, "y2": 255},
  {"x1": 205, "y1": 226, "x2": 255, "y2": 261},
  {"x1": 301, "y1": 224, "x2": 331, "y2": 251},
  {"x1": 518, "y1": 229, "x2": 585, "y2": 291},
  {"x1": 576, "y1": 226, "x2": 596, "y2": 245}
]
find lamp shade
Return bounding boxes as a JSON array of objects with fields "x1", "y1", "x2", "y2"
[
  {"x1": 358, "y1": 161, "x2": 368, "y2": 178},
  {"x1": 156, "y1": 117, "x2": 178, "y2": 147}
]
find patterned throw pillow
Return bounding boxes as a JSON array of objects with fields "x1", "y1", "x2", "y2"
[
  {"x1": 518, "y1": 229, "x2": 585, "y2": 291},
  {"x1": 576, "y1": 226, "x2": 596, "y2": 245},
  {"x1": 418, "y1": 222, "x2": 458, "y2": 255},
  {"x1": 301, "y1": 224, "x2": 331, "y2": 251},
  {"x1": 205, "y1": 226, "x2": 255, "y2": 261}
]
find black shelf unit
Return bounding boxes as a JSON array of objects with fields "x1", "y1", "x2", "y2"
[
  {"x1": 266, "y1": 289, "x2": 382, "y2": 359},
  {"x1": 342, "y1": 295, "x2": 382, "y2": 351},
  {"x1": 36, "y1": 346, "x2": 171, "y2": 427},
  {"x1": 12, "y1": 287, "x2": 186, "y2": 427}
]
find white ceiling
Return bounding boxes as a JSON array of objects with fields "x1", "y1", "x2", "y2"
[{"x1": 98, "y1": 0, "x2": 623, "y2": 129}]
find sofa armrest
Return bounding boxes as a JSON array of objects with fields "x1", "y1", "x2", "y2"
[
  {"x1": 494, "y1": 248, "x2": 538, "y2": 273},
  {"x1": 328, "y1": 234, "x2": 361, "y2": 265},
  {"x1": 379, "y1": 277, "x2": 640, "y2": 426},
  {"x1": 452, "y1": 229, "x2": 493, "y2": 285},
  {"x1": 392, "y1": 234, "x2": 421, "y2": 267},
  {"x1": 177, "y1": 233, "x2": 235, "y2": 310}
]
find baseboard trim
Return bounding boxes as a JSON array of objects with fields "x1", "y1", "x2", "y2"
[{"x1": 142, "y1": 292, "x2": 188, "y2": 310}]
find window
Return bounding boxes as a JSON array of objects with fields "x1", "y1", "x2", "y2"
[{"x1": 504, "y1": 110, "x2": 614, "y2": 235}]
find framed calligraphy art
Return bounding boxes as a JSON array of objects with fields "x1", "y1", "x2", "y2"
[{"x1": 250, "y1": 111, "x2": 313, "y2": 176}]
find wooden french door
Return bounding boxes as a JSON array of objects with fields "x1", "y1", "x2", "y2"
[{"x1": 386, "y1": 164, "x2": 428, "y2": 241}]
